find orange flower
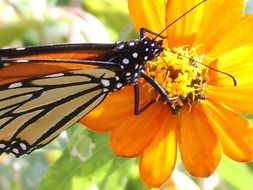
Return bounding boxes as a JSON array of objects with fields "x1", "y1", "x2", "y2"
[{"x1": 81, "y1": 0, "x2": 253, "y2": 187}]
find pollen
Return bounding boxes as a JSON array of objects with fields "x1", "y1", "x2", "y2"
[{"x1": 145, "y1": 46, "x2": 208, "y2": 113}]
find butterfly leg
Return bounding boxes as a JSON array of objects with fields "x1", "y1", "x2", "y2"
[
  {"x1": 140, "y1": 72, "x2": 178, "y2": 102},
  {"x1": 140, "y1": 28, "x2": 166, "y2": 39},
  {"x1": 133, "y1": 83, "x2": 155, "y2": 115}
]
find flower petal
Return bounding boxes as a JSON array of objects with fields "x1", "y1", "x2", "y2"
[
  {"x1": 202, "y1": 100, "x2": 253, "y2": 161},
  {"x1": 179, "y1": 106, "x2": 222, "y2": 177},
  {"x1": 208, "y1": 14, "x2": 253, "y2": 57},
  {"x1": 208, "y1": 45, "x2": 253, "y2": 86},
  {"x1": 139, "y1": 113, "x2": 178, "y2": 187},
  {"x1": 166, "y1": 0, "x2": 205, "y2": 47},
  {"x1": 194, "y1": 0, "x2": 245, "y2": 54},
  {"x1": 128, "y1": 0, "x2": 165, "y2": 35},
  {"x1": 110, "y1": 103, "x2": 169, "y2": 157},
  {"x1": 80, "y1": 86, "x2": 135, "y2": 131},
  {"x1": 206, "y1": 85, "x2": 253, "y2": 114}
]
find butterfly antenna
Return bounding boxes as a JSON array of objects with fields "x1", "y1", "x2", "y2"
[
  {"x1": 167, "y1": 49, "x2": 238, "y2": 86},
  {"x1": 153, "y1": 0, "x2": 207, "y2": 41}
]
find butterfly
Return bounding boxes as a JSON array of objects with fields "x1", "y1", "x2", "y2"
[
  {"x1": 0, "y1": 27, "x2": 177, "y2": 157},
  {"x1": 0, "y1": 0, "x2": 208, "y2": 157}
]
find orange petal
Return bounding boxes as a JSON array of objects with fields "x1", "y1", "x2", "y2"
[
  {"x1": 80, "y1": 86, "x2": 136, "y2": 131},
  {"x1": 208, "y1": 46, "x2": 253, "y2": 86},
  {"x1": 194, "y1": 0, "x2": 245, "y2": 54},
  {"x1": 128, "y1": 0, "x2": 165, "y2": 35},
  {"x1": 139, "y1": 113, "x2": 178, "y2": 187},
  {"x1": 166, "y1": 0, "x2": 205, "y2": 47},
  {"x1": 206, "y1": 85, "x2": 253, "y2": 114},
  {"x1": 208, "y1": 14, "x2": 253, "y2": 57},
  {"x1": 202, "y1": 100, "x2": 253, "y2": 161},
  {"x1": 110, "y1": 103, "x2": 169, "y2": 157},
  {"x1": 179, "y1": 106, "x2": 222, "y2": 177}
]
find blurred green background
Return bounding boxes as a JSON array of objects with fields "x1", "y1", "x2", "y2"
[{"x1": 0, "y1": 0, "x2": 253, "y2": 190}]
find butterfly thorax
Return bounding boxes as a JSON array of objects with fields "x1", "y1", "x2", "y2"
[{"x1": 100, "y1": 37, "x2": 163, "y2": 92}]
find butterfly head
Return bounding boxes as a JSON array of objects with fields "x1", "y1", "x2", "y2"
[{"x1": 141, "y1": 37, "x2": 163, "y2": 61}]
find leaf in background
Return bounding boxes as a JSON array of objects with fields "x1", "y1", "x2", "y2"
[
  {"x1": 81, "y1": 0, "x2": 135, "y2": 41},
  {"x1": 0, "y1": 20, "x2": 40, "y2": 46},
  {"x1": 36, "y1": 123, "x2": 132, "y2": 190},
  {"x1": 218, "y1": 156, "x2": 253, "y2": 190}
]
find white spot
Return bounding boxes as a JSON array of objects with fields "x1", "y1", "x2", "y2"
[
  {"x1": 134, "y1": 73, "x2": 139, "y2": 77},
  {"x1": 151, "y1": 43, "x2": 155, "y2": 47},
  {"x1": 15, "y1": 59, "x2": 29, "y2": 63},
  {"x1": 9, "y1": 82, "x2": 22, "y2": 88},
  {"x1": 0, "y1": 144, "x2": 6, "y2": 149},
  {"x1": 125, "y1": 72, "x2": 131, "y2": 77},
  {"x1": 145, "y1": 48, "x2": 149, "y2": 52},
  {"x1": 154, "y1": 49, "x2": 159, "y2": 52},
  {"x1": 126, "y1": 76, "x2": 132, "y2": 81},
  {"x1": 12, "y1": 148, "x2": 19, "y2": 154},
  {"x1": 132, "y1": 52, "x2": 138, "y2": 58},
  {"x1": 135, "y1": 64, "x2": 139, "y2": 69},
  {"x1": 144, "y1": 41, "x2": 148, "y2": 44},
  {"x1": 103, "y1": 88, "x2": 109, "y2": 92},
  {"x1": 16, "y1": 47, "x2": 26, "y2": 51},
  {"x1": 3, "y1": 63, "x2": 10, "y2": 67},
  {"x1": 45, "y1": 73, "x2": 64, "y2": 78},
  {"x1": 11, "y1": 141, "x2": 16, "y2": 144},
  {"x1": 122, "y1": 58, "x2": 129, "y2": 64},
  {"x1": 118, "y1": 44, "x2": 124, "y2": 49},
  {"x1": 120, "y1": 65, "x2": 124, "y2": 69},
  {"x1": 116, "y1": 83, "x2": 123, "y2": 88},
  {"x1": 19, "y1": 143, "x2": 27, "y2": 150},
  {"x1": 144, "y1": 56, "x2": 148, "y2": 61},
  {"x1": 129, "y1": 41, "x2": 135, "y2": 46},
  {"x1": 101, "y1": 79, "x2": 110, "y2": 87},
  {"x1": 115, "y1": 76, "x2": 120, "y2": 81}
]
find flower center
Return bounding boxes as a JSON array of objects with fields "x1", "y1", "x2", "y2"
[{"x1": 145, "y1": 46, "x2": 208, "y2": 113}]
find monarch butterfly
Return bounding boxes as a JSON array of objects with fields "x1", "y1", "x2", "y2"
[{"x1": 0, "y1": 0, "x2": 207, "y2": 157}]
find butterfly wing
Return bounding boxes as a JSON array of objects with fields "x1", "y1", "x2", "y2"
[
  {"x1": 0, "y1": 68, "x2": 115, "y2": 156},
  {"x1": 0, "y1": 43, "x2": 118, "y2": 86}
]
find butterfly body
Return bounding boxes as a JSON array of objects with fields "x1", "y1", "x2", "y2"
[{"x1": 0, "y1": 35, "x2": 164, "y2": 156}]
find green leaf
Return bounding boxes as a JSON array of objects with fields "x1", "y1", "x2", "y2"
[
  {"x1": 36, "y1": 124, "x2": 130, "y2": 190},
  {"x1": 218, "y1": 156, "x2": 253, "y2": 190}
]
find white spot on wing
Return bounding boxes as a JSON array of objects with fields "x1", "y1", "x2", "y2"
[
  {"x1": 9, "y1": 82, "x2": 22, "y2": 88},
  {"x1": 3, "y1": 63, "x2": 10, "y2": 67},
  {"x1": 129, "y1": 42, "x2": 135, "y2": 46},
  {"x1": 19, "y1": 143, "x2": 27, "y2": 150},
  {"x1": 15, "y1": 60, "x2": 29, "y2": 63},
  {"x1": 135, "y1": 64, "x2": 139, "y2": 69},
  {"x1": 101, "y1": 79, "x2": 110, "y2": 87},
  {"x1": 0, "y1": 144, "x2": 6, "y2": 149},
  {"x1": 116, "y1": 83, "x2": 123, "y2": 88},
  {"x1": 144, "y1": 56, "x2": 148, "y2": 61},
  {"x1": 12, "y1": 148, "x2": 19, "y2": 154},
  {"x1": 44, "y1": 73, "x2": 64, "y2": 78},
  {"x1": 125, "y1": 72, "x2": 131, "y2": 77},
  {"x1": 118, "y1": 44, "x2": 124, "y2": 49},
  {"x1": 16, "y1": 47, "x2": 26, "y2": 51},
  {"x1": 122, "y1": 58, "x2": 129, "y2": 64}
]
